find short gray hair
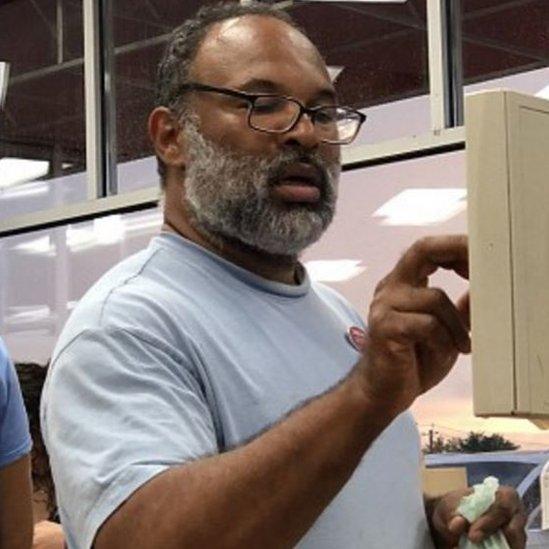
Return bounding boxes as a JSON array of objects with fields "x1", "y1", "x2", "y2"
[{"x1": 154, "y1": 2, "x2": 304, "y2": 186}]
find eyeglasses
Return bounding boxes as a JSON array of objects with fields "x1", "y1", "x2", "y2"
[{"x1": 178, "y1": 82, "x2": 366, "y2": 145}]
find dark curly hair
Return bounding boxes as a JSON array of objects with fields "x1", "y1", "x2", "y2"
[
  {"x1": 15, "y1": 361, "x2": 57, "y2": 522},
  {"x1": 154, "y1": 1, "x2": 304, "y2": 187}
]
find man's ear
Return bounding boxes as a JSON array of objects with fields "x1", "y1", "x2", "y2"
[{"x1": 148, "y1": 107, "x2": 187, "y2": 170}]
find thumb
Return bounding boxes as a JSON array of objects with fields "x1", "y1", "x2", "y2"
[
  {"x1": 448, "y1": 514, "x2": 468, "y2": 536},
  {"x1": 456, "y1": 291, "x2": 470, "y2": 330}
]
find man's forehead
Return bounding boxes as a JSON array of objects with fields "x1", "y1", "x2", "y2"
[
  {"x1": 191, "y1": 15, "x2": 330, "y2": 88},
  {"x1": 211, "y1": 15, "x2": 313, "y2": 54}
]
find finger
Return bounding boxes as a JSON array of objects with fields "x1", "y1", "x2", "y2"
[
  {"x1": 428, "y1": 489, "x2": 475, "y2": 547},
  {"x1": 456, "y1": 291, "x2": 470, "y2": 330},
  {"x1": 448, "y1": 515, "x2": 468, "y2": 536},
  {"x1": 391, "y1": 287, "x2": 471, "y2": 354},
  {"x1": 369, "y1": 308, "x2": 454, "y2": 350},
  {"x1": 502, "y1": 511, "x2": 527, "y2": 549},
  {"x1": 468, "y1": 488, "x2": 521, "y2": 542},
  {"x1": 392, "y1": 235, "x2": 468, "y2": 286},
  {"x1": 469, "y1": 509, "x2": 508, "y2": 542},
  {"x1": 431, "y1": 506, "x2": 469, "y2": 547}
]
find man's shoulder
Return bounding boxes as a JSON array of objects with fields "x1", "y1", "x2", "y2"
[
  {"x1": 61, "y1": 246, "x2": 158, "y2": 316},
  {"x1": 80, "y1": 233, "x2": 214, "y2": 310},
  {"x1": 52, "y1": 238, "x2": 208, "y2": 362}
]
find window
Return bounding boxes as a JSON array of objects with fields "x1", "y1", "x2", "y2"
[
  {"x1": 0, "y1": 208, "x2": 162, "y2": 361},
  {"x1": 527, "y1": 506, "x2": 542, "y2": 530},
  {"x1": 112, "y1": 1, "x2": 221, "y2": 193},
  {"x1": 430, "y1": 461, "x2": 536, "y2": 489},
  {"x1": 288, "y1": 0, "x2": 430, "y2": 145},
  {"x1": 522, "y1": 474, "x2": 541, "y2": 519},
  {"x1": 462, "y1": 1, "x2": 549, "y2": 98},
  {"x1": 0, "y1": 0, "x2": 87, "y2": 219}
]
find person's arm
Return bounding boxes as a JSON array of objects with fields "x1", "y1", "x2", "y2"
[
  {"x1": 0, "y1": 454, "x2": 33, "y2": 549},
  {"x1": 96, "y1": 235, "x2": 471, "y2": 548},
  {"x1": 32, "y1": 521, "x2": 65, "y2": 549},
  {"x1": 96, "y1": 367, "x2": 393, "y2": 548}
]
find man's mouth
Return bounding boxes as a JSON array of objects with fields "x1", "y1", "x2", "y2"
[{"x1": 271, "y1": 162, "x2": 324, "y2": 203}]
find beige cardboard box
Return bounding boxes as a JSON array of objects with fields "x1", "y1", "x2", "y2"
[
  {"x1": 422, "y1": 467, "x2": 468, "y2": 499},
  {"x1": 466, "y1": 90, "x2": 549, "y2": 428}
]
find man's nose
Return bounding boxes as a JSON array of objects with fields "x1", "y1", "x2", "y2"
[{"x1": 279, "y1": 113, "x2": 320, "y2": 150}]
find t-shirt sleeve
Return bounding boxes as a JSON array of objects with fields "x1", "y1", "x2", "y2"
[
  {"x1": 41, "y1": 327, "x2": 218, "y2": 549},
  {"x1": 0, "y1": 343, "x2": 32, "y2": 468}
]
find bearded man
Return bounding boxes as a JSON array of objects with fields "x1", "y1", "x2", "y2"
[{"x1": 41, "y1": 3, "x2": 526, "y2": 549}]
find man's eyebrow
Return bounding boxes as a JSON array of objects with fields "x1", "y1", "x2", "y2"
[
  {"x1": 238, "y1": 79, "x2": 283, "y2": 94},
  {"x1": 238, "y1": 78, "x2": 338, "y2": 103}
]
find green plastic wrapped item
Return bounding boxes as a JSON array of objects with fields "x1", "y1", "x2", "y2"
[{"x1": 457, "y1": 476, "x2": 510, "y2": 549}]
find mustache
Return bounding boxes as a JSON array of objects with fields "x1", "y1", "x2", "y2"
[{"x1": 267, "y1": 150, "x2": 334, "y2": 190}]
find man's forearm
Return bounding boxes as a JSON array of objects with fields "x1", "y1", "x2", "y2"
[{"x1": 96, "y1": 365, "x2": 396, "y2": 549}]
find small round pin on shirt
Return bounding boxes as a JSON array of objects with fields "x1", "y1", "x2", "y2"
[{"x1": 346, "y1": 326, "x2": 367, "y2": 352}]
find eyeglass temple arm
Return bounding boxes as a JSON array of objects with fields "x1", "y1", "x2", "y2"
[{"x1": 180, "y1": 83, "x2": 256, "y2": 102}]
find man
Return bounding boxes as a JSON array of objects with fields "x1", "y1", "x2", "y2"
[
  {"x1": 0, "y1": 338, "x2": 33, "y2": 548},
  {"x1": 41, "y1": 3, "x2": 526, "y2": 548}
]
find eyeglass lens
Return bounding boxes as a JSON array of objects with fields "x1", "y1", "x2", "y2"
[{"x1": 249, "y1": 96, "x2": 359, "y2": 143}]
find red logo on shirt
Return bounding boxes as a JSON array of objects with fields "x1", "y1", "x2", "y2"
[{"x1": 346, "y1": 326, "x2": 367, "y2": 352}]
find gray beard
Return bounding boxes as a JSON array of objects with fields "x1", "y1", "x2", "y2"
[{"x1": 181, "y1": 118, "x2": 340, "y2": 257}]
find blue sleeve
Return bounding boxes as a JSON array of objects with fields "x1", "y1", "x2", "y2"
[
  {"x1": 41, "y1": 327, "x2": 217, "y2": 549},
  {"x1": 0, "y1": 340, "x2": 32, "y2": 468}
]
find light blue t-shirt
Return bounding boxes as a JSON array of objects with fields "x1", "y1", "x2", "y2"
[
  {"x1": 42, "y1": 233, "x2": 433, "y2": 549},
  {"x1": 0, "y1": 338, "x2": 32, "y2": 468}
]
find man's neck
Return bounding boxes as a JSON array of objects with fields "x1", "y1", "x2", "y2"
[{"x1": 162, "y1": 216, "x2": 300, "y2": 286}]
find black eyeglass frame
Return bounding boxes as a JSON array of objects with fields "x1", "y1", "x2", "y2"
[{"x1": 177, "y1": 82, "x2": 367, "y2": 145}]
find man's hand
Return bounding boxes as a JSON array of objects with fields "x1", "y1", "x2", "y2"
[
  {"x1": 357, "y1": 235, "x2": 470, "y2": 417},
  {"x1": 427, "y1": 486, "x2": 527, "y2": 548}
]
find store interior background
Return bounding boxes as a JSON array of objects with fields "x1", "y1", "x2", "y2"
[{"x1": 1, "y1": 0, "x2": 549, "y2": 449}]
